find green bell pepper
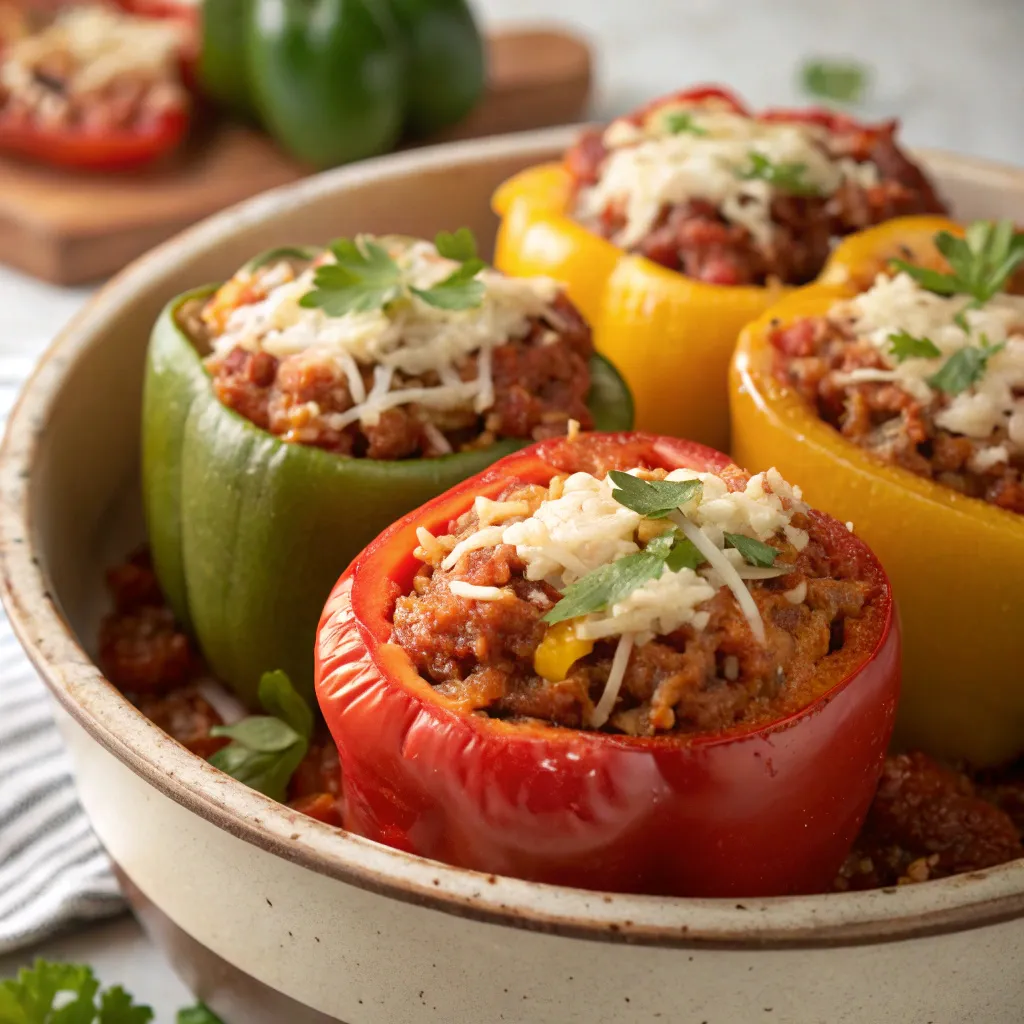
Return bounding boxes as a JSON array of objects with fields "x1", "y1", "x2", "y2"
[
  {"x1": 199, "y1": 0, "x2": 255, "y2": 119},
  {"x1": 142, "y1": 253, "x2": 634, "y2": 708},
  {"x1": 388, "y1": 0, "x2": 485, "y2": 137},
  {"x1": 246, "y1": 0, "x2": 406, "y2": 169}
]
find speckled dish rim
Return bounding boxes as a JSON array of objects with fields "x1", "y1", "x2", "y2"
[{"x1": 2, "y1": 127, "x2": 1023, "y2": 951}]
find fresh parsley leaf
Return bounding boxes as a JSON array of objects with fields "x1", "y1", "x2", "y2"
[
  {"x1": 887, "y1": 330, "x2": 940, "y2": 362},
  {"x1": 608, "y1": 471, "x2": 703, "y2": 519},
  {"x1": 800, "y1": 58, "x2": 868, "y2": 103},
  {"x1": 410, "y1": 259, "x2": 486, "y2": 310},
  {"x1": 0, "y1": 960, "x2": 154, "y2": 1024},
  {"x1": 433, "y1": 227, "x2": 479, "y2": 263},
  {"x1": 258, "y1": 669, "x2": 313, "y2": 742},
  {"x1": 662, "y1": 110, "x2": 708, "y2": 136},
  {"x1": 891, "y1": 220, "x2": 1024, "y2": 307},
  {"x1": 724, "y1": 533, "x2": 779, "y2": 567},
  {"x1": 543, "y1": 550, "x2": 666, "y2": 625},
  {"x1": 299, "y1": 237, "x2": 403, "y2": 316},
  {"x1": 176, "y1": 1006, "x2": 225, "y2": 1024},
  {"x1": 926, "y1": 338, "x2": 1006, "y2": 396},
  {"x1": 665, "y1": 535, "x2": 705, "y2": 572},
  {"x1": 736, "y1": 153, "x2": 822, "y2": 197},
  {"x1": 208, "y1": 671, "x2": 311, "y2": 802}
]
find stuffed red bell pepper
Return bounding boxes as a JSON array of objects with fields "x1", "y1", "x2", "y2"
[
  {"x1": 0, "y1": 4, "x2": 190, "y2": 170},
  {"x1": 316, "y1": 430, "x2": 900, "y2": 897}
]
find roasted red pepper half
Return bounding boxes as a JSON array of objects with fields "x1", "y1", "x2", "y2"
[{"x1": 316, "y1": 432, "x2": 901, "y2": 898}]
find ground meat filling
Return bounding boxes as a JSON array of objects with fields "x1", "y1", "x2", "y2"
[
  {"x1": 392, "y1": 458, "x2": 878, "y2": 737},
  {"x1": 770, "y1": 277, "x2": 1024, "y2": 513},
  {"x1": 0, "y1": 5, "x2": 185, "y2": 136},
  {"x1": 189, "y1": 240, "x2": 596, "y2": 460},
  {"x1": 836, "y1": 753, "x2": 1024, "y2": 889},
  {"x1": 565, "y1": 99, "x2": 945, "y2": 287}
]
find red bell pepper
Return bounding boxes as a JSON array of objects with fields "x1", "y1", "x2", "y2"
[{"x1": 316, "y1": 432, "x2": 901, "y2": 898}]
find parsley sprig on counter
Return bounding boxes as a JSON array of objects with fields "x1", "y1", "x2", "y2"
[
  {"x1": 208, "y1": 669, "x2": 312, "y2": 803},
  {"x1": 886, "y1": 220, "x2": 1024, "y2": 394},
  {"x1": 800, "y1": 58, "x2": 869, "y2": 104},
  {"x1": 299, "y1": 228, "x2": 486, "y2": 317},
  {"x1": 0, "y1": 960, "x2": 224, "y2": 1024},
  {"x1": 736, "y1": 153, "x2": 822, "y2": 197},
  {"x1": 542, "y1": 474, "x2": 781, "y2": 624}
]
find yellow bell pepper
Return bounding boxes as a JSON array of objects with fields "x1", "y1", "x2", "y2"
[
  {"x1": 492, "y1": 163, "x2": 787, "y2": 453},
  {"x1": 533, "y1": 619, "x2": 595, "y2": 682},
  {"x1": 730, "y1": 215, "x2": 1024, "y2": 767}
]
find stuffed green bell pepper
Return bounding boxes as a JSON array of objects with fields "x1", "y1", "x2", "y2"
[{"x1": 143, "y1": 229, "x2": 634, "y2": 707}]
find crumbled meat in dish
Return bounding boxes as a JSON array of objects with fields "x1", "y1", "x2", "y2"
[
  {"x1": 566, "y1": 95, "x2": 945, "y2": 286},
  {"x1": 191, "y1": 236, "x2": 596, "y2": 459},
  {"x1": 392, "y1": 451, "x2": 880, "y2": 736},
  {"x1": 835, "y1": 752, "x2": 1024, "y2": 890}
]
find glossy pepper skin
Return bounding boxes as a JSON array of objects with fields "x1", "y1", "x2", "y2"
[
  {"x1": 315, "y1": 432, "x2": 900, "y2": 898},
  {"x1": 142, "y1": 254, "x2": 634, "y2": 709},
  {"x1": 198, "y1": 0, "x2": 254, "y2": 118},
  {"x1": 388, "y1": 0, "x2": 485, "y2": 138},
  {"x1": 246, "y1": 0, "x2": 406, "y2": 169},
  {"x1": 730, "y1": 215, "x2": 1024, "y2": 768},
  {"x1": 491, "y1": 86, "x2": 936, "y2": 453}
]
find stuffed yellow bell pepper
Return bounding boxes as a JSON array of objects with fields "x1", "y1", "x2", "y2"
[
  {"x1": 492, "y1": 85, "x2": 946, "y2": 451},
  {"x1": 731, "y1": 215, "x2": 1024, "y2": 767}
]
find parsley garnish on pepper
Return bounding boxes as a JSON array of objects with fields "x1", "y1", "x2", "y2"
[
  {"x1": 888, "y1": 329, "x2": 941, "y2": 362},
  {"x1": 663, "y1": 110, "x2": 708, "y2": 136},
  {"x1": 888, "y1": 220, "x2": 1024, "y2": 392},
  {"x1": 926, "y1": 336, "x2": 1006, "y2": 396},
  {"x1": 208, "y1": 669, "x2": 313, "y2": 802},
  {"x1": 542, "y1": 474, "x2": 784, "y2": 624},
  {"x1": 300, "y1": 228, "x2": 487, "y2": 316},
  {"x1": 736, "y1": 153, "x2": 822, "y2": 197}
]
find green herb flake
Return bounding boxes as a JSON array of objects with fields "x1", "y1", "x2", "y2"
[
  {"x1": 0, "y1": 960, "x2": 154, "y2": 1024},
  {"x1": 736, "y1": 153, "x2": 822, "y2": 197},
  {"x1": 207, "y1": 671, "x2": 311, "y2": 802},
  {"x1": 926, "y1": 338, "x2": 1006, "y2": 396},
  {"x1": 664, "y1": 535, "x2": 705, "y2": 572},
  {"x1": 800, "y1": 58, "x2": 869, "y2": 103},
  {"x1": 542, "y1": 550, "x2": 667, "y2": 625},
  {"x1": 177, "y1": 1005, "x2": 226, "y2": 1024},
  {"x1": 890, "y1": 219, "x2": 1024, "y2": 307},
  {"x1": 608, "y1": 470, "x2": 703, "y2": 519},
  {"x1": 724, "y1": 533, "x2": 779, "y2": 567},
  {"x1": 887, "y1": 330, "x2": 941, "y2": 362},
  {"x1": 662, "y1": 110, "x2": 708, "y2": 136}
]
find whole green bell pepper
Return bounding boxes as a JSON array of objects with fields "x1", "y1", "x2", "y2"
[
  {"x1": 246, "y1": 0, "x2": 406, "y2": 168},
  {"x1": 142, "y1": 251, "x2": 634, "y2": 707},
  {"x1": 199, "y1": 0, "x2": 256, "y2": 119},
  {"x1": 388, "y1": 0, "x2": 485, "y2": 137}
]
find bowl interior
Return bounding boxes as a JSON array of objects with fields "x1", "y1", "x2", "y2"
[{"x1": 4, "y1": 130, "x2": 1024, "y2": 946}]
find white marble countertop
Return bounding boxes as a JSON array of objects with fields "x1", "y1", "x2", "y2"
[{"x1": 1, "y1": 0, "x2": 1023, "y2": 1017}]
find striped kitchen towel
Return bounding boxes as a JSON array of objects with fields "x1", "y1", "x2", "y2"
[{"x1": 0, "y1": 613, "x2": 125, "y2": 954}]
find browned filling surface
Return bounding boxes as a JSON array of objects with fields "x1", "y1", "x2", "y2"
[
  {"x1": 391, "y1": 477, "x2": 880, "y2": 738},
  {"x1": 187, "y1": 266, "x2": 596, "y2": 460},
  {"x1": 98, "y1": 545, "x2": 1024, "y2": 889},
  {"x1": 770, "y1": 314, "x2": 1024, "y2": 513},
  {"x1": 566, "y1": 113, "x2": 945, "y2": 287}
]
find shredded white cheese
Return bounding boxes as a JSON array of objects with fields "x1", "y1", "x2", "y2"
[
  {"x1": 835, "y1": 273, "x2": 1024, "y2": 465},
  {"x1": 590, "y1": 633, "x2": 635, "y2": 729},
  {"x1": 211, "y1": 237, "x2": 564, "y2": 429},
  {"x1": 575, "y1": 104, "x2": 879, "y2": 249},
  {"x1": 1, "y1": 6, "x2": 184, "y2": 98},
  {"x1": 448, "y1": 581, "x2": 506, "y2": 602},
  {"x1": 446, "y1": 466, "x2": 807, "y2": 647}
]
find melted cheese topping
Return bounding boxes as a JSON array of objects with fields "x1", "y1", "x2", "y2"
[
  {"x1": 209, "y1": 238, "x2": 563, "y2": 428},
  {"x1": 832, "y1": 273, "x2": 1024, "y2": 460},
  {"x1": 575, "y1": 103, "x2": 878, "y2": 249},
  {"x1": 436, "y1": 466, "x2": 807, "y2": 647},
  {"x1": 1, "y1": 6, "x2": 184, "y2": 96}
]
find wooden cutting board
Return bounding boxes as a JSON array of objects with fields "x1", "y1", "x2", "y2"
[{"x1": 0, "y1": 27, "x2": 591, "y2": 285}]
